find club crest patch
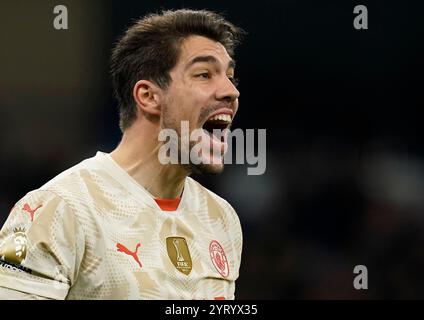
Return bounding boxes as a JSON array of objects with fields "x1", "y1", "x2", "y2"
[{"x1": 209, "y1": 240, "x2": 229, "y2": 278}]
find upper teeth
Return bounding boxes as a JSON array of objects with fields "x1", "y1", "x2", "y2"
[{"x1": 209, "y1": 114, "x2": 232, "y2": 123}]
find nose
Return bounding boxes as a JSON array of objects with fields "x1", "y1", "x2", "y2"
[{"x1": 215, "y1": 75, "x2": 240, "y2": 103}]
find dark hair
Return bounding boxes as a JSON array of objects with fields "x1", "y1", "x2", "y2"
[{"x1": 110, "y1": 9, "x2": 245, "y2": 132}]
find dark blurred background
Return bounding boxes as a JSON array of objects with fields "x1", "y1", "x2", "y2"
[{"x1": 1, "y1": 0, "x2": 424, "y2": 299}]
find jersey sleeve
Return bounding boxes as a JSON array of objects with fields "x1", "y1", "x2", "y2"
[
  {"x1": 0, "y1": 190, "x2": 85, "y2": 300},
  {"x1": 223, "y1": 200, "x2": 243, "y2": 272},
  {"x1": 0, "y1": 286, "x2": 51, "y2": 300},
  {"x1": 222, "y1": 201, "x2": 243, "y2": 300}
]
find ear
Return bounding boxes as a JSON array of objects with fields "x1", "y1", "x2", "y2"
[{"x1": 133, "y1": 80, "x2": 162, "y2": 117}]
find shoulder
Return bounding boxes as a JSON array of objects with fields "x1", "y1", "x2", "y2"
[
  {"x1": 185, "y1": 177, "x2": 241, "y2": 228},
  {"x1": 40, "y1": 153, "x2": 103, "y2": 194},
  {"x1": 3, "y1": 189, "x2": 82, "y2": 236},
  {"x1": 6, "y1": 153, "x2": 107, "y2": 228},
  {"x1": 186, "y1": 177, "x2": 235, "y2": 208},
  {"x1": 34, "y1": 152, "x2": 116, "y2": 210}
]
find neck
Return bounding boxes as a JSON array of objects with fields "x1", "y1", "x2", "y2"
[{"x1": 110, "y1": 120, "x2": 188, "y2": 199}]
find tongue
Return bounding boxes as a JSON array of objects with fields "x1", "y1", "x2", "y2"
[{"x1": 200, "y1": 129, "x2": 227, "y2": 156}]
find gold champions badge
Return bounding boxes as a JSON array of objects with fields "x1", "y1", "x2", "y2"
[
  {"x1": 166, "y1": 237, "x2": 192, "y2": 275},
  {"x1": 0, "y1": 227, "x2": 28, "y2": 265}
]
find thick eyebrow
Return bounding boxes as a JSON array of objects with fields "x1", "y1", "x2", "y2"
[{"x1": 185, "y1": 55, "x2": 236, "y2": 71}]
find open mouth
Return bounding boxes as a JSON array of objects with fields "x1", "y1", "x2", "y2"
[{"x1": 202, "y1": 114, "x2": 232, "y2": 142}]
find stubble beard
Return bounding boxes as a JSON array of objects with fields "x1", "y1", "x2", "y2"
[{"x1": 161, "y1": 102, "x2": 225, "y2": 176}]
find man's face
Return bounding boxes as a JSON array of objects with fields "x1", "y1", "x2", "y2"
[{"x1": 161, "y1": 35, "x2": 240, "y2": 174}]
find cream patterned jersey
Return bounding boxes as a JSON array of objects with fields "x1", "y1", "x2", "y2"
[{"x1": 0, "y1": 152, "x2": 242, "y2": 300}]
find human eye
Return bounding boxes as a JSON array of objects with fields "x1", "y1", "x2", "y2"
[
  {"x1": 194, "y1": 71, "x2": 211, "y2": 79},
  {"x1": 228, "y1": 75, "x2": 240, "y2": 87}
]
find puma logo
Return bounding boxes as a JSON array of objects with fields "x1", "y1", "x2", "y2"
[
  {"x1": 22, "y1": 203, "x2": 43, "y2": 222},
  {"x1": 116, "y1": 242, "x2": 142, "y2": 268}
]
